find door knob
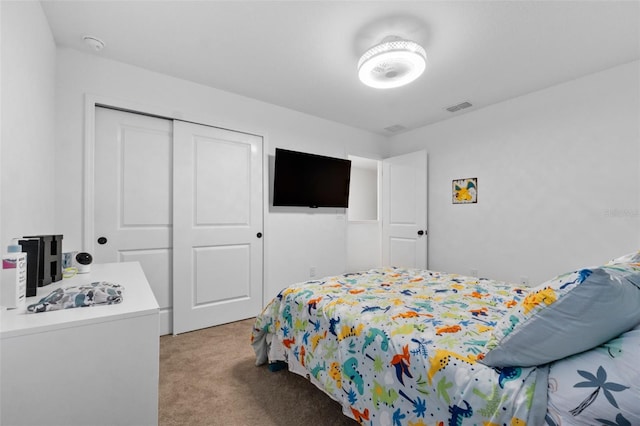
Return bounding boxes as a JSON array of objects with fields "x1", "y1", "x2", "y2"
[
  {"x1": 256, "y1": 232, "x2": 263, "y2": 238},
  {"x1": 97, "y1": 236, "x2": 108, "y2": 245},
  {"x1": 417, "y1": 230, "x2": 424, "y2": 236}
]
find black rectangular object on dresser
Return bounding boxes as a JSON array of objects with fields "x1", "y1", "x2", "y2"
[
  {"x1": 18, "y1": 238, "x2": 41, "y2": 297},
  {"x1": 23, "y1": 234, "x2": 63, "y2": 286}
]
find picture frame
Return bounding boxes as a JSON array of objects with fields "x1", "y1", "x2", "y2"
[{"x1": 452, "y1": 177, "x2": 477, "y2": 204}]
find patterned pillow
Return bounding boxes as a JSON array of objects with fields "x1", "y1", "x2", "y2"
[
  {"x1": 481, "y1": 264, "x2": 640, "y2": 367},
  {"x1": 27, "y1": 281, "x2": 124, "y2": 313},
  {"x1": 545, "y1": 323, "x2": 640, "y2": 426},
  {"x1": 606, "y1": 250, "x2": 640, "y2": 265}
]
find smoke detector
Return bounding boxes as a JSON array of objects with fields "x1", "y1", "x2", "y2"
[
  {"x1": 82, "y1": 35, "x2": 105, "y2": 52},
  {"x1": 358, "y1": 36, "x2": 426, "y2": 89}
]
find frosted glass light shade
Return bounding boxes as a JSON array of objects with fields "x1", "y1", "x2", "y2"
[{"x1": 358, "y1": 39, "x2": 426, "y2": 89}]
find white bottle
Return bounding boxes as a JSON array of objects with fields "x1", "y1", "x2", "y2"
[{"x1": 1, "y1": 240, "x2": 27, "y2": 310}]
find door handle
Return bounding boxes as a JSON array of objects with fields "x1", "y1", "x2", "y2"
[
  {"x1": 417, "y1": 230, "x2": 424, "y2": 236},
  {"x1": 256, "y1": 232, "x2": 263, "y2": 238}
]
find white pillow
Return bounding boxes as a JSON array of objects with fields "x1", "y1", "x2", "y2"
[
  {"x1": 606, "y1": 250, "x2": 640, "y2": 265},
  {"x1": 546, "y1": 323, "x2": 640, "y2": 426}
]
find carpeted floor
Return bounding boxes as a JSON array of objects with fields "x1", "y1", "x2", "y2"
[{"x1": 159, "y1": 318, "x2": 358, "y2": 426}]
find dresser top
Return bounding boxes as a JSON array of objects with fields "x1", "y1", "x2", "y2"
[{"x1": 1, "y1": 262, "x2": 159, "y2": 339}]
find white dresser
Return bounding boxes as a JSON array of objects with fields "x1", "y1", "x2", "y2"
[{"x1": 0, "y1": 262, "x2": 160, "y2": 426}]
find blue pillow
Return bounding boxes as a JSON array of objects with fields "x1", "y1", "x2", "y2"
[{"x1": 482, "y1": 264, "x2": 640, "y2": 367}]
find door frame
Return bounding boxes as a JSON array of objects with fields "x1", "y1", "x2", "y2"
[{"x1": 82, "y1": 94, "x2": 268, "y2": 305}]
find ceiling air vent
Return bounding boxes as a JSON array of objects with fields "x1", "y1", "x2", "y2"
[
  {"x1": 446, "y1": 101, "x2": 473, "y2": 113},
  {"x1": 384, "y1": 124, "x2": 406, "y2": 133}
]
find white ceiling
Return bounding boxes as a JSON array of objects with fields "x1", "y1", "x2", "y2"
[{"x1": 41, "y1": 1, "x2": 640, "y2": 136}]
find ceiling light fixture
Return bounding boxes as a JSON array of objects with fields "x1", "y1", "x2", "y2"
[{"x1": 358, "y1": 36, "x2": 426, "y2": 89}]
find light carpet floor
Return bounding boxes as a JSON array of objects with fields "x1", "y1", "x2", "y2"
[{"x1": 159, "y1": 318, "x2": 359, "y2": 426}]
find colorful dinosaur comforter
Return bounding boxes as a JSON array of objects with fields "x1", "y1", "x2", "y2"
[{"x1": 251, "y1": 267, "x2": 549, "y2": 425}]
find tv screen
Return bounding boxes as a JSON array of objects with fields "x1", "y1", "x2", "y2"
[{"x1": 273, "y1": 148, "x2": 351, "y2": 208}]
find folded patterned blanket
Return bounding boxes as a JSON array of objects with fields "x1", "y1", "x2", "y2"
[{"x1": 27, "y1": 281, "x2": 124, "y2": 313}]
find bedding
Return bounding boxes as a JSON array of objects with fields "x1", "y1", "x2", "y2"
[{"x1": 251, "y1": 267, "x2": 550, "y2": 425}]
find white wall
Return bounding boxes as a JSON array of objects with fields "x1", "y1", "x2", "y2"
[
  {"x1": 348, "y1": 166, "x2": 378, "y2": 221},
  {"x1": 387, "y1": 61, "x2": 640, "y2": 285},
  {"x1": 346, "y1": 158, "x2": 382, "y2": 272},
  {"x1": 0, "y1": 1, "x2": 57, "y2": 250},
  {"x1": 53, "y1": 48, "x2": 385, "y2": 302},
  {"x1": 346, "y1": 222, "x2": 381, "y2": 272}
]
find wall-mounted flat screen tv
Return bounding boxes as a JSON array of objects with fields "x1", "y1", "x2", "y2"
[{"x1": 273, "y1": 148, "x2": 351, "y2": 208}]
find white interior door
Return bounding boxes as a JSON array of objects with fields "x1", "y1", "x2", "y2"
[
  {"x1": 172, "y1": 121, "x2": 263, "y2": 334},
  {"x1": 382, "y1": 150, "x2": 428, "y2": 269},
  {"x1": 94, "y1": 107, "x2": 173, "y2": 334}
]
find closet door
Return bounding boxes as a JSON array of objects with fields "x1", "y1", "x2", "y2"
[
  {"x1": 94, "y1": 107, "x2": 174, "y2": 335},
  {"x1": 172, "y1": 121, "x2": 263, "y2": 334}
]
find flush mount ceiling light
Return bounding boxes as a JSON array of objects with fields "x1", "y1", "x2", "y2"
[{"x1": 358, "y1": 37, "x2": 426, "y2": 89}]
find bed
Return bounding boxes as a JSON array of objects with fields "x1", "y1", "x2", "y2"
[{"x1": 251, "y1": 254, "x2": 640, "y2": 425}]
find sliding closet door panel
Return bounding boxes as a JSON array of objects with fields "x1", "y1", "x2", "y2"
[
  {"x1": 193, "y1": 245, "x2": 250, "y2": 305},
  {"x1": 122, "y1": 130, "x2": 172, "y2": 225},
  {"x1": 173, "y1": 121, "x2": 263, "y2": 335},
  {"x1": 382, "y1": 150, "x2": 428, "y2": 269},
  {"x1": 195, "y1": 139, "x2": 250, "y2": 225},
  {"x1": 94, "y1": 107, "x2": 173, "y2": 335}
]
